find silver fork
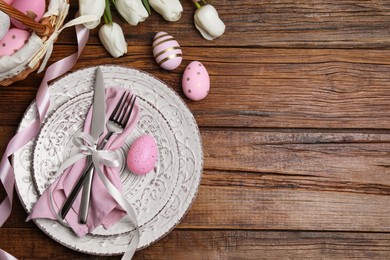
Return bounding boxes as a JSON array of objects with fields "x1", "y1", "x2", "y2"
[{"x1": 60, "y1": 91, "x2": 137, "y2": 222}]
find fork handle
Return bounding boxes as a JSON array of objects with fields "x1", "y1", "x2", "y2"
[{"x1": 60, "y1": 132, "x2": 113, "y2": 220}]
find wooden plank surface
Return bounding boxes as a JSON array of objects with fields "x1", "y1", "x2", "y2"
[
  {"x1": 1, "y1": 0, "x2": 390, "y2": 259},
  {"x1": 61, "y1": 1, "x2": 390, "y2": 48},
  {"x1": 1, "y1": 229, "x2": 390, "y2": 259},
  {"x1": 3, "y1": 47, "x2": 390, "y2": 129}
]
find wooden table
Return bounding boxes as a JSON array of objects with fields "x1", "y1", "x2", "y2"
[{"x1": 1, "y1": 0, "x2": 390, "y2": 258}]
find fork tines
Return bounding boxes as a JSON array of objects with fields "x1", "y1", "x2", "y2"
[{"x1": 111, "y1": 91, "x2": 137, "y2": 127}]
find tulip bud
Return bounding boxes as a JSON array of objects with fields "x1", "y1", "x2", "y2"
[
  {"x1": 79, "y1": 0, "x2": 105, "y2": 29},
  {"x1": 114, "y1": 0, "x2": 149, "y2": 26},
  {"x1": 99, "y1": 22, "x2": 128, "y2": 58},
  {"x1": 149, "y1": 0, "x2": 183, "y2": 22},
  {"x1": 194, "y1": 4, "x2": 225, "y2": 40}
]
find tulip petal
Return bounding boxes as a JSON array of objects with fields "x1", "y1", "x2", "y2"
[
  {"x1": 149, "y1": 0, "x2": 183, "y2": 22},
  {"x1": 194, "y1": 4, "x2": 225, "y2": 40},
  {"x1": 114, "y1": 0, "x2": 149, "y2": 26},
  {"x1": 99, "y1": 23, "x2": 128, "y2": 58},
  {"x1": 79, "y1": 0, "x2": 105, "y2": 29}
]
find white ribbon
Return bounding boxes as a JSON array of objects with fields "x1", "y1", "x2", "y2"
[
  {"x1": 28, "y1": 1, "x2": 98, "y2": 73},
  {"x1": 49, "y1": 132, "x2": 140, "y2": 259}
]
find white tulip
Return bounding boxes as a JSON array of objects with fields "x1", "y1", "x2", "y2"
[
  {"x1": 114, "y1": 0, "x2": 149, "y2": 26},
  {"x1": 149, "y1": 0, "x2": 183, "y2": 22},
  {"x1": 79, "y1": 0, "x2": 105, "y2": 29},
  {"x1": 194, "y1": 4, "x2": 225, "y2": 40},
  {"x1": 99, "y1": 23, "x2": 128, "y2": 58}
]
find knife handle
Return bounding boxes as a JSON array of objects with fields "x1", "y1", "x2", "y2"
[
  {"x1": 59, "y1": 158, "x2": 94, "y2": 219},
  {"x1": 77, "y1": 136, "x2": 111, "y2": 223},
  {"x1": 78, "y1": 165, "x2": 94, "y2": 224}
]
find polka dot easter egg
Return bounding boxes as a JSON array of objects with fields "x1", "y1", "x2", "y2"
[
  {"x1": 11, "y1": 0, "x2": 46, "y2": 30},
  {"x1": 127, "y1": 134, "x2": 158, "y2": 175},
  {"x1": 0, "y1": 11, "x2": 10, "y2": 41},
  {"x1": 182, "y1": 61, "x2": 210, "y2": 101},
  {"x1": 0, "y1": 28, "x2": 30, "y2": 57},
  {"x1": 153, "y1": 32, "x2": 182, "y2": 71}
]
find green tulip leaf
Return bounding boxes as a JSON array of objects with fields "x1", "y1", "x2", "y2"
[{"x1": 142, "y1": 0, "x2": 151, "y2": 15}]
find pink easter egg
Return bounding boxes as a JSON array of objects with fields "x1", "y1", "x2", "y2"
[
  {"x1": 127, "y1": 135, "x2": 158, "y2": 175},
  {"x1": 0, "y1": 11, "x2": 10, "y2": 41},
  {"x1": 0, "y1": 28, "x2": 30, "y2": 57},
  {"x1": 11, "y1": 0, "x2": 46, "y2": 30},
  {"x1": 182, "y1": 61, "x2": 210, "y2": 101},
  {"x1": 152, "y1": 31, "x2": 182, "y2": 71}
]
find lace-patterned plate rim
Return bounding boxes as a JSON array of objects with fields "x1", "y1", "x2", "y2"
[
  {"x1": 12, "y1": 65, "x2": 204, "y2": 255},
  {"x1": 32, "y1": 91, "x2": 181, "y2": 236}
]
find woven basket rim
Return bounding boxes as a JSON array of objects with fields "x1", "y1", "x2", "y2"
[{"x1": 0, "y1": 0, "x2": 70, "y2": 86}]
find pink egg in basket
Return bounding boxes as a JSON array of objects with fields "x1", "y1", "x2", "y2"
[
  {"x1": 11, "y1": 0, "x2": 46, "y2": 30},
  {"x1": 127, "y1": 134, "x2": 158, "y2": 175},
  {"x1": 152, "y1": 31, "x2": 182, "y2": 71},
  {"x1": 0, "y1": 28, "x2": 30, "y2": 57},
  {"x1": 0, "y1": 11, "x2": 10, "y2": 41},
  {"x1": 182, "y1": 61, "x2": 210, "y2": 101}
]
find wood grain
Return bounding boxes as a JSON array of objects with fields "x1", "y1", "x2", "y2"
[
  {"x1": 1, "y1": 229, "x2": 390, "y2": 259},
  {"x1": 60, "y1": 0, "x2": 390, "y2": 48},
  {"x1": 182, "y1": 183, "x2": 390, "y2": 232},
  {"x1": 4, "y1": 129, "x2": 390, "y2": 232},
  {"x1": 202, "y1": 130, "x2": 390, "y2": 186},
  {"x1": 2, "y1": 47, "x2": 390, "y2": 129}
]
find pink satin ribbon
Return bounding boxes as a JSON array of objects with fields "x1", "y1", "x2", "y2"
[
  {"x1": 0, "y1": 24, "x2": 89, "y2": 226},
  {"x1": 0, "y1": 249, "x2": 17, "y2": 260},
  {"x1": 0, "y1": 23, "x2": 140, "y2": 259}
]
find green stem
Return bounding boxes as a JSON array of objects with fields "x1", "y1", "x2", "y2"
[
  {"x1": 194, "y1": 1, "x2": 201, "y2": 9},
  {"x1": 103, "y1": 12, "x2": 108, "y2": 24},
  {"x1": 142, "y1": 0, "x2": 151, "y2": 15},
  {"x1": 104, "y1": 0, "x2": 113, "y2": 24}
]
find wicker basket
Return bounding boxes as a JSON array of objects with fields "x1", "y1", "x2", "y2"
[{"x1": 0, "y1": 0, "x2": 68, "y2": 86}]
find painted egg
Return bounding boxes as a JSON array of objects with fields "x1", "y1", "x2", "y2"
[
  {"x1": 0, "y1": 28, "x2": 30, "y2": 57},
  {"x1": 0, "y1": 11, "x2": 10, "y2": 41},
  {"x1": 182, "y1": 61, "x2": 210, "y2": 101},
  {"x1": 127, "y1": 135, "x2": 158, "y2": 175},
  {"x1": 11, "y1": 0, "x2": 46, "y2": 30},
  {"x1": 152, "y1": 31, "x2": 182, "y2": 70}
]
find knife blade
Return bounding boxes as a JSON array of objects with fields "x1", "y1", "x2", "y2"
[
  {"x1": 59, "y1": 67, "x2": 106, "y2": 221},
  {"x1": 89, "y1": 67, "x2": 106, "y2": 142}
]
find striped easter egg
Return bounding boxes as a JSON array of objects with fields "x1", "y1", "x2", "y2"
[{"x1": 152, "y1": 32, "x2": 182, "y2": 71}]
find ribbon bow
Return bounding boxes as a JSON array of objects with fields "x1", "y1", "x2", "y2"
[
  {"x1": 49, "y1": 132, "x2": 140, "y2": 260},
  {"x1": 64, "y1": 132, "x2": 120, "y2": 173},
  {"x1": 48, "y1": 132, "x2": 120, "y2": 225}
]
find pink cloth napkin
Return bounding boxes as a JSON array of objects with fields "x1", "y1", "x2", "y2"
[{"x1": 27, "y1": 87, "x2": 140, "y2": 237}]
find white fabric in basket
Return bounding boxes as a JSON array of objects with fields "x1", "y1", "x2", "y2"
[{"x1": 0, "y1": 33, "x2": 42, "y2": 74}]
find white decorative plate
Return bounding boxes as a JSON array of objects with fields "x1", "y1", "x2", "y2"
[{"x1": 13, "y1": 66, "x2": 203, "y2": 255}]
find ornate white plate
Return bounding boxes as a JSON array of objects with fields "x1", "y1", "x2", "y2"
[{"x1": 13, "y1": 66, "x2": 203, "y2": 255}]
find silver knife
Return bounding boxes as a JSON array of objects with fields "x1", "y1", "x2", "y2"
[
  {"x1": 78, "y1": 67, "x2": 106, "y2": 223},
  {"x1": 60, "y1": 67, "x2": 106, "y2": 222}
]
